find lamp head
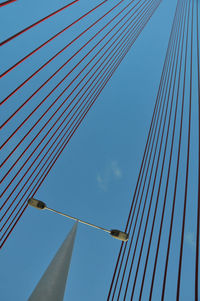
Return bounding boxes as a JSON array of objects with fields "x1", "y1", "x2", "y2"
[
  {"x1": 110, "y1": 229, "x2": 129, "y2": 242},
  {"x1": 28, "y1": 198, "x2": 47, "y2": 210}
]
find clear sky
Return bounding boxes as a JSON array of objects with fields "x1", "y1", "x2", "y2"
[{"x1": 1, "y1": 0, "x2": 195, "y2": 300}]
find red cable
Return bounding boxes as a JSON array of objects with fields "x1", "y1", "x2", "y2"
[
  {"x1": 161, "y1": 1, "x2": 190, "y2": 299},
  {"x1": 195, "y1": 0, "x2": 200, "y2": 299},
  {"x1": 130, "y1": 2, "x2": 187, "y2": 298},
  {"x1": 0, "y1": 0, "x2": 16, "y2": 7},
  {"x1": 138, "y1": 3, "x2": 187, "y2": 299},
  {"x1": 1, "y1": 0, "x2": 142, "y2": 127},
  {"x1": 146, "y1": 4, "x2": 185, "y2": 300},
  {"x1": 1, "y1": 2, "x2": 149, "y2": 202},
  {"x1": 0, "y1": 0, "x2": 108, "y2": 81},
  {"x1": 0, "y1": 0, "x2": 147, "y2": 187},
  {"x1": 0, "y1": 0, "x2": 145, "y2": 148},
  {"x1": 147, "y1": 2, "x2": 188, "y2": 299},
  {"x1": 0, "y1": 203, "x2": 28, "y2": 250},
  {"x1": 1, "y1": 1, "x2": 150, "y2": 186},
  {"x1": 0, "y1": 0, "x2": 132, "y2": 109},
  {"x1": 107, "y1": 0, "x2": 180, "y2": 297},
  {"x1": 176, "y1": 2, "x2": 193, "y2": 299},
  {"x1": 0, "y1": 0, "x2": 80, "y2": 46}
]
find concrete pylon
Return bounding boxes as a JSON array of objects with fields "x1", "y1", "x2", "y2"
[{"x1": 28, "y1": 222, "x2": 78, "y2": 301}]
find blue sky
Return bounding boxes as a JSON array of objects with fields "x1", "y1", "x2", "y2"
[{"x1": 2, "y1": 0, "x2": 198, "y2": 300}]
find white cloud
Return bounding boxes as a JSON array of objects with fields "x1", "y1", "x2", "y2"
[
  {"x1": 111, "y1": 161, "x2": 122, "y2": 179},
  {"x1": 96, "y1": 161, "x2": 122, "y2": 191}
]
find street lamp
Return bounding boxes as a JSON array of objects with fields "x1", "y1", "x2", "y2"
[{"x1": 28, "y1": 198, "x2": 129, "y2": 242}]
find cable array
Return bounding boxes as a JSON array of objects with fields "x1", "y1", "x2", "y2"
[
  {"x1": 0, "y1": 0, "x2": 161, "y2": 248},
  {"x1": 108, "y1": 0, "x2": 200, "y2": 299}
]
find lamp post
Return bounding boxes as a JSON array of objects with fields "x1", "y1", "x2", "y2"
[{"x1": 28, "y1": 198, "x2": 129, "y2": 242}]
